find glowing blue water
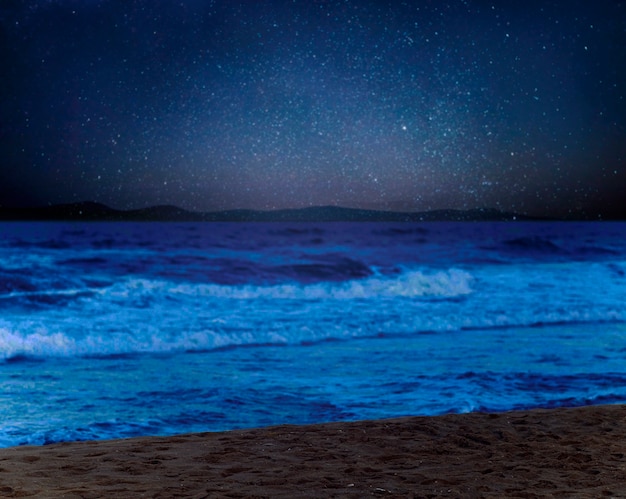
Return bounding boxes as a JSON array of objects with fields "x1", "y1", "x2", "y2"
[{"x1": 1, "y1": 221, "x2": 625, "y2": 447}]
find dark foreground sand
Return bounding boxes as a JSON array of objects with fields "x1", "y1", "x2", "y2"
[{"x1": 1, "y1": 405, "x2": 625, "y2": 498}]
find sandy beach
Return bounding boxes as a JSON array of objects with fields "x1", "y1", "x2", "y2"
[{"x1": 0, "y1": 404, "x2": 624, "y2": 498}]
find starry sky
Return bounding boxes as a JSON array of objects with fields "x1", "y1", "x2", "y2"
[{"x1": 1, "y1": 1, "x2": 625, "y2": 218}]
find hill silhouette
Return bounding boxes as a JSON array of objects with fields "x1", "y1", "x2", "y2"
[{"x1": 0, "y1": 202, "x2": 545, "y2": 222}]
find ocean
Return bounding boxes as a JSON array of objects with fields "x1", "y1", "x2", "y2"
[{"x1": 1, "y1": 221, "x2": 625, "y2": 447}]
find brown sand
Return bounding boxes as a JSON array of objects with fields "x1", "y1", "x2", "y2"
[{"x1": 1, "y1": 405, "x2": 625, "y2": 498}]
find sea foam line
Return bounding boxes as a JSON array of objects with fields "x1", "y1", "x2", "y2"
[{"x1": 165, "y1": 268, "x2": 475, "y2": 300}]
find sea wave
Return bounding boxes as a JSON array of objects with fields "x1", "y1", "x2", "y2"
[
  {"x1": 0, "y1": 267, "x2": 473, "y2": 304},
  {"x1": 1, "y1": 260, "x2": 624, "y2": 361},
  {"x1": 166, "y1": 268, "x2": 474, "y2": 300},
  {"x1": 0, "y1": 268, "x2": 472, "y2": 360}
]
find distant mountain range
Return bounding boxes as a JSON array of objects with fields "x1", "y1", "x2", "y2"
[{"x1": 0, "y1": 201, "x2": 546, "y2": 222}]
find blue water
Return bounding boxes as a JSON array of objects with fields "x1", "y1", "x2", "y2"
[{"x1": 1, "y1": 221, "x2": 625, "y2": 447}]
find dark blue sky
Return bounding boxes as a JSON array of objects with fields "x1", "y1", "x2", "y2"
[{"x1": 1, "y1": 0, "x2": 625, "y2": 218}]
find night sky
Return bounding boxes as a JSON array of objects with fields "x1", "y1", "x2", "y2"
[{"x1": 1, "y1": 1, "x2": 625, "y2": 219}]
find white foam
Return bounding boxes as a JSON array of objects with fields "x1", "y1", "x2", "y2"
[
  {"x1": 169, "y1": 268, "x2": 474, "y2": 300},
  {"x1": 0, "y1": 327, "x2": 77, "y2": 359}
]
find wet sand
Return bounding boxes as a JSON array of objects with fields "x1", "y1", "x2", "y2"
[{"x1": 1, "y1": 404, "x2": 625, "y2": 498}]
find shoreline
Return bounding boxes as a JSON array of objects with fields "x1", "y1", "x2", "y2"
[{"x1": 1, "y1": 404, "x2": 625, "y2": 498}]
